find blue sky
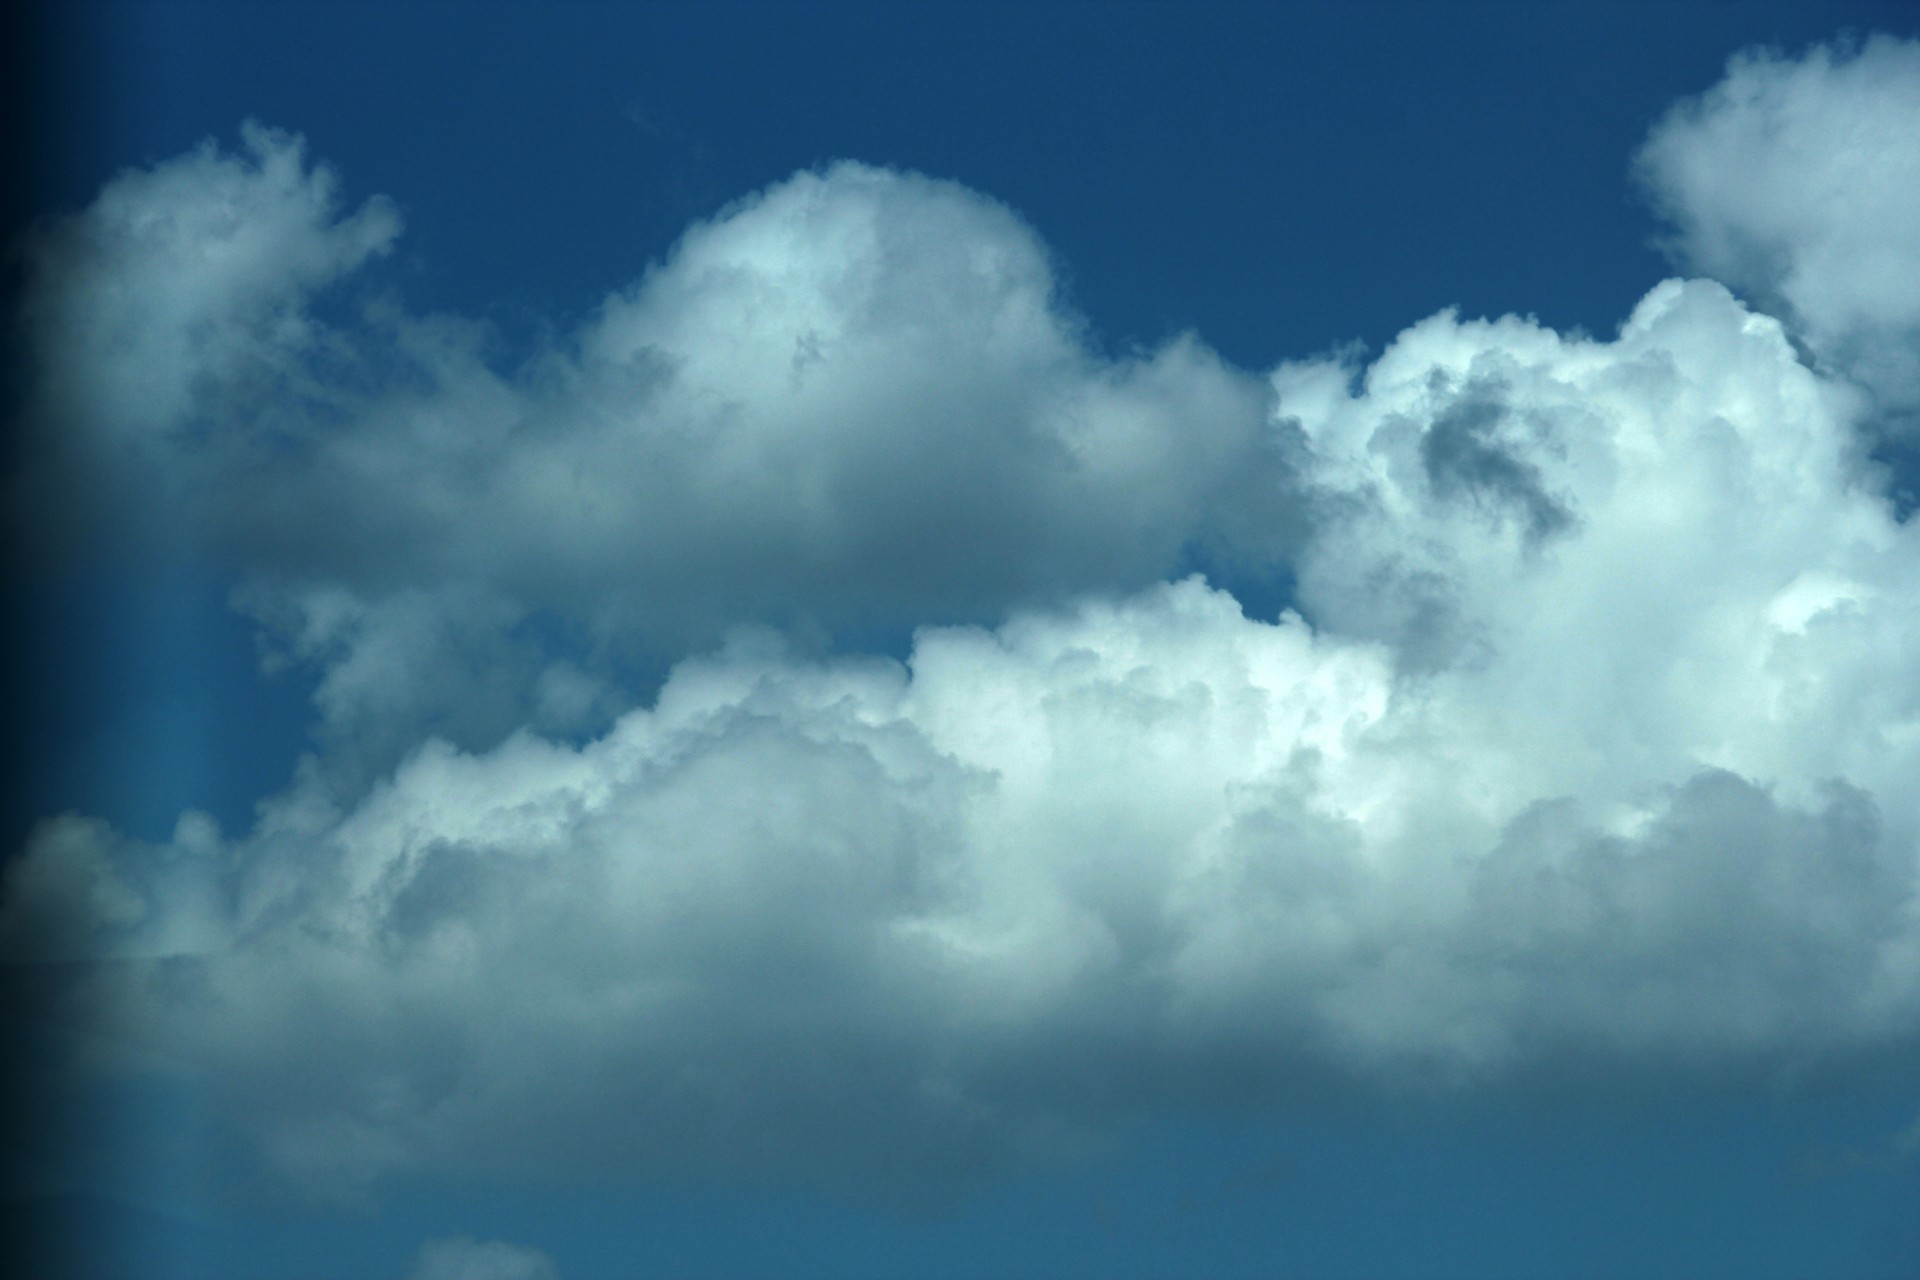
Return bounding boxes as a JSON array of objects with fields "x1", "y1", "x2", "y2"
[{"x1": 5, "y1": 3, "x2": 1920, "y2": 1278}]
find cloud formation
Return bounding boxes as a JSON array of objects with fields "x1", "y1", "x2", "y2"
[
  {"x1": 7, "y1": 38, "x2": 1920, "y2": 1204},
  {"x1": 12, "y1": 129, "x2": 1292, "y2": 781},
  {"x1": 1638, "y1": 35, "x2": 1920, "y2": 434}
]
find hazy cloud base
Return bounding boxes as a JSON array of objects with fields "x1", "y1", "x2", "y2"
[{"x1": 5, "y1": 38, "x2": 1920, "y2": 1204}]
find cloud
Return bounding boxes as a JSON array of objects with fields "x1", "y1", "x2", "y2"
[
  {"x1": 8, "y1": 39, "x2": 1920, "y2": 1207},
  {"x1": 1637, "y1": 35, "x2": 1920, "y2": 434},
  {"x1": 7, "y1": 121, "x2": 401, "y2": 553},
  {"x1": 25, "y1": 283, "x2": 1920, "y2": 1196},
  {"x1": 11, "y1": 129, "x2": 1295, "y2": 780},
  {"x1": 406, "y1": 1237, "x2": 558, "y2": 1280}
]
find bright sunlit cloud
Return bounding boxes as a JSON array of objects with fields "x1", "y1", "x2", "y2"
[{"x1": 1639, "y1": 33, "x2": 1920, "y2": 432}]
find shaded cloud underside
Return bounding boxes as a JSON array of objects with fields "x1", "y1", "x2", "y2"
[{"x1": 5, "y1": 38, "x2": 1920, "y2": 1201}]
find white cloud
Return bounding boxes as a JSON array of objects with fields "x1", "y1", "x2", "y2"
[
  {"x1": 8, "y1": 121, "x2": 400, "y2": 550},
  {"x1": 406, "y1": 1237, "x2": 558, "y2": 1280},
  {"x1": 10, "y1": 38, "x2": 1920, "y2": 1206},
  {"x1": 1638, "y1": 35, "x2": 1920, "y2": 433},
  {"x1": 12, "y1": 135, "x2": 1294, "y2": 778},
  {"x1": 30, "y1": 274, "x2": 1920, "y2": 1185}
]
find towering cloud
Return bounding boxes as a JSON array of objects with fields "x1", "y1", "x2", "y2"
[{"x1": 6, "y1": 38, "x2": 1920, "y2": 1205}]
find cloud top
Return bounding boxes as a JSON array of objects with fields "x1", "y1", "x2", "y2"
[{"x1": 1638, "y1": 35, "x2": 1920, "y2": 430}]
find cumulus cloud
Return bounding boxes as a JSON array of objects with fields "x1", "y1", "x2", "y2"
[
  {"x1": 1638, "y1": 35, "x2": 1920, "y2": 434},
  {"x1": 7, "y1": 121, "x2": 401, "y2": 551},
  {"x1": 8, "y1": 39, "x2": 1920, "y2": 1207},
  {"x1": 26, "y1": 279, "x2": 1920, "y2": 1198},
  {"x1": 10, "y1": 128, "x2": 1293, "y2": 779},
  {"x1": 406, "y1": 1237, "x2": 558, "y2": 1280}
]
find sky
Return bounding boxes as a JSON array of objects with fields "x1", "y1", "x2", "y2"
[{"x1": 4, "y1": 2, "x2": 1920, "y2": 1278}]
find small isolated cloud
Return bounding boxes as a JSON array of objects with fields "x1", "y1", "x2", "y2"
[
  {"x1": 1793, "y1": 1107, "x2": 1920, "y2": 1184},
  {"x1": 6, "y1": 37, "x2": 1920, "y2": 1208},
  {"x1": 1895, "y1": 1112, "x2": 1920, "y2": 1160},
  {"x1": 406, "y1": 1237, "x2": 558, "y2": 1280},
  {"x1": 1638, "y1": 35, "x2": 1920, "y2": 432}
]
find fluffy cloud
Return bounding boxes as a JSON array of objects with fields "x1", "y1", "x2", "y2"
[
  {"x1": 28, "y1": 279, "x2": 1920, "y2": 1198},
  {"x1": 7, "y1": 121, "x2": 401, "y2": 551},
  {"x1": 11, "y1": 130, "x2": 1291, "y2": 779},
  {"x1": 1638, "y1": 36, "x2": 1920, "y2": 434},
  {"x1": 8, "y1": 41, "x2": 1920, "y2": 1206}
]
